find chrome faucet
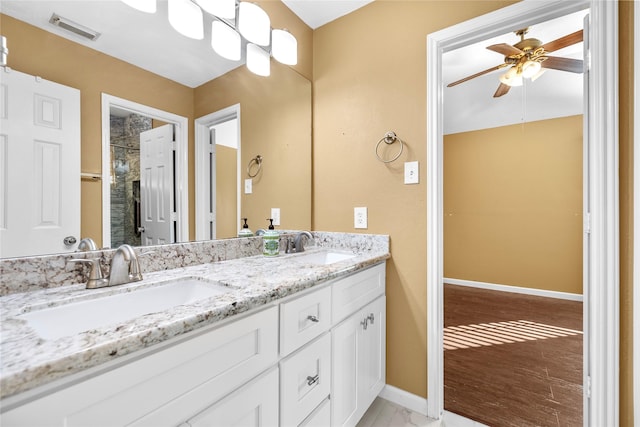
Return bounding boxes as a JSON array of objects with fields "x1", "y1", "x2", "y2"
[
  {"x1": 77, "y1": 237, "x2": 97, "y2": 252},
  {"x1": 109, "y1": 244, "x2": 143, "y2": 286},
  {"x1": 68, "y1": 257, "x2": 109, "y2": 289},
  {"x1": 293, "y1": 231, "x2": 313, "y2": 253}
]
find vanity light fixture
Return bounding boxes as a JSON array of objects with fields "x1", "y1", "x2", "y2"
[
  {"x1": 246, "y1": 43, "x2": 270, "y2": 76},
  {"x1": 168, "y1": 0, "x2": 204, "y2": 40},
  {"x1": 211, "y1": 20, "x2": 241, "y2": 61},
  {"x1": 121, "y1": 0, "x2": 297, "y2": 76},
  {"x1": 238, "y1": 2, "x2": 270, "y2": 46},
  {"x1": 121, "y1": 0, "x2": 156, "y2": 13}
]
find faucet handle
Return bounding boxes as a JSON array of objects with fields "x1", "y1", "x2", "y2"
[{"x1": 69, "y1": 258, "x2": 109, "y2": 289}]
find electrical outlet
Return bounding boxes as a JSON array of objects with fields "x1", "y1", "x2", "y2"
[
  {"x1": 404, "y1": 161, "x2": 419, "y2": 184},
  {"x1": 354, "y1": 207, "x2": 368, "y2": 229},
  {"x1": 271, "y1": 208, "x2": 280, "y2": 226},
  {"x1": 244, "y1": 179, "x2": 252, "y2": 194}
]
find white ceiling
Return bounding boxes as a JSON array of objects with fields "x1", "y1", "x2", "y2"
[
  {"x1": 443, "y1": 9, "x2": 587, "y2": 134},
  {"x1": 1, "y1": 1, "x2": 585, "y2": 132}
]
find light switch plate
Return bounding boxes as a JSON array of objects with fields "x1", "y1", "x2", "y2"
[
  {"x1": 404, "y1": 161, "x2": 419, "y2": 184},
  {"x1": 271, "y1": 208, "x2": 280, "y2": 226},
  {"x1": 244, "y1": 179, "x2": 252, "y2": 194},
  {"x1": 354, "y1": 207, "x2": 368, "y2": 229}
]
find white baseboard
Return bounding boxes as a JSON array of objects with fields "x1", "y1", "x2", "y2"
[
  {"x1": 443, "y1": 278, "x2": 583, "y2": 302},
  {"x1": 378, "y1": 384, "x2": 428, "y2": 416}
]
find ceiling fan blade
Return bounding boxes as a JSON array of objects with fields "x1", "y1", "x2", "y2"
[
  {"x1": 447, "y1": 65, "x2": 504, "y2": 87},
  {"x1": 540, "y1": 29, "x2": 583, "y2": 53},
  {"x1": 486, "y1": 43, "x2": 523, "y2": 56},
  {"x1": 493, "y1": 83, "x2": 511, "y2": 98},
  {"x1": 541, "y1": 56, "x2": 584, "y2": 73}
]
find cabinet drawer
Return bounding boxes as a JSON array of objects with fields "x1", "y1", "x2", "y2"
[
  {"x1": 280, "y1": 286, "x2": 331, "y2": 356},
  {"x1": 299, "y1": 397, "x2": 330, "y2": 427},
  {"x1": 280, "y1": 333, "x2": 331, "y2": 427},
  {"x1": 186, "y1": 367, "x2": 279, "y2": 427},
  {"x1": 3, "y1": 306, "x2": 278, "y2": 427},
  {"x1": 332, "y1": 263, "x2": 385, "y2": 324}
]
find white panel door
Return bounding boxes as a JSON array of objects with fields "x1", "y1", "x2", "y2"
[
  {"x1": 140, "y1": 124, "x2": 174, "y2": 245},
  {"x1": 0, "y1": 69, "x2": 80, "y2": 258}
]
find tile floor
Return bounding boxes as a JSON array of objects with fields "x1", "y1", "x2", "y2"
[{"x1": 356, "y1": 397, "x2": 488, "y2": 427}]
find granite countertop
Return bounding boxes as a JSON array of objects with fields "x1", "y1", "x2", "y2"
[{"x1": 0, "y1": 247, "x2": 389, "y2": 400}]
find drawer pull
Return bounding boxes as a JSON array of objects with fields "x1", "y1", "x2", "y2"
[
  {"x1": 306, "y1": 374, "x2": 319, "y2": 386},
  {"x1": 307, "y1": 315, "x2": 319, "y2": 323}
]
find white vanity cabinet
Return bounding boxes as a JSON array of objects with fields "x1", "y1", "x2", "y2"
[{"x1": 2, "y1": 261, "x2": 387, "y2": 427}]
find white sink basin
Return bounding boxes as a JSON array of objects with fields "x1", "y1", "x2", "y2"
[
  {"x1": 290, "y1": 251, "x2": 356, "y2": 265},
  {"x1": 19, "y1": 278, "x2": 233, "y2": 340}
]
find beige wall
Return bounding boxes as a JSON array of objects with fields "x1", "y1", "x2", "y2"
[
  {"x1": 194, "y1": 62, "x2": 312, "y2": 233},
  {"x1": 444, "y1": 116, "x2": 583, "y2": 294},
  {"x1": 312, "y1": 1, "x2": 634, "y2": 423}
]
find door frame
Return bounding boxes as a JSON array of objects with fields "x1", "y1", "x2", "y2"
[
  {"x1": 194, "y1": 103, "x2": 241, "y2": 241},
  {"x1": 101, "y1": 93, "x2": 189, "y2": 248},
  {"x1": 426, "y1": 1, "x2": 619, "y2": 425},
  {"x1": 634, "y1": 0, "x2": 639, "y2": 420}
]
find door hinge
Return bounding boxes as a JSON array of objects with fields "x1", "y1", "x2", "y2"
[
  {"x1": 171, "y1": 212, "x2": 177, "y2": 222},
  {"x1": 208, "y1": 212, "x2": 215, "y2": 222},
  {"x1": 584, "y1": 212, "x2": 591, "y2": 234},
  {"x1": 586, "y1": 375, "x2": 591, "y2": 398}
]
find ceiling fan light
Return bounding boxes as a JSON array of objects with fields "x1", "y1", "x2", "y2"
[
  {"x1": 211, "y1": 21, "x2": 241, "y2": 61},
  {"x1": 196, "y1": 0, "x2": 236, "y2": 19},
  {"x1": 271, "y1": 29, "x2": 297, "y2": 65},
  {"x1": 522, "y1": 60, "x2": 542, "y2": 78},
  {"x1": 168, "y1": 0, "x2": 204, "y2": 40},
  {"x1": 246, "y1": 43, "x2": 270, "y2": 76},
  {"x1": 238, "y1": 2, "x2": 270, "y2": 46},
  {"x1": 121, "y1": 0, "x2": 156, "y2": 13},
  {"x1": 499, "y1": 67, "x2": 522, "y2": 87}
]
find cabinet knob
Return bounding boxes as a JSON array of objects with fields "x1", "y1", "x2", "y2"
[
  {"x1": 368, "y1": 313, "x2": 375, "y2": 324},
  {"x1": 361, "y1": 319, "x2": 368, "y2": 330},
  {"x1": 306, "y1": 374, "x2": 319, "y2": 386},
  {"x1": 307, "y1": 315, "x2": 319, "y2": 323}
]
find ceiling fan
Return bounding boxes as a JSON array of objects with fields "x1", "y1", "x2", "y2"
[{"x1": 447, "y1": 28, "x2": 584, "y2": 98}]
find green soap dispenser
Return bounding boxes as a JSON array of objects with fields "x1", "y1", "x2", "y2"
[
  {"x1": 262, "y1": 219, "x2": 279, "y2": 256},
  {"x1": 238, "y1": 218, "x2": 253, "y2": 237}
]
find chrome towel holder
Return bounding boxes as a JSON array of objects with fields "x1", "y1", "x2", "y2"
[
  {"x1": 247, "y1": 155, "x2": 263, "y2": 177},
  {"x1": 375, "y1": 131, "x2": 404, "y2": 163}
]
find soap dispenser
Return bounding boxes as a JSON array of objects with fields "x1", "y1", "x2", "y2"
[
  {"x1": 262, "y1": 219, "x2": 279, "y2": 256},
  {"x1": 238, "y1": 218, "x2": 253, "y2": 237}
]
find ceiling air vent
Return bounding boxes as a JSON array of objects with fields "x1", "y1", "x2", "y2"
[{"x1": 49, "y1": 13, "x2": 101, "y2": 41}]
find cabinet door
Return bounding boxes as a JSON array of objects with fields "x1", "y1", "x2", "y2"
[
  {"x1": 186, "y1": 367, "x2": 278, "y2": 427},
  {"x1": 331, "y1": 296, "x2": 386, "y2": 427},
  {"x1": 331, "y1": 312, "x2": 361, "y2": 427},
  {"x1": 359, "y1": 296, "x2": 386, "y2": 410}
]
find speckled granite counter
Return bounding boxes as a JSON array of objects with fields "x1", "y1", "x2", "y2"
[{"x1": 0, "y1": 232, "x2": 389, "y2": 400}]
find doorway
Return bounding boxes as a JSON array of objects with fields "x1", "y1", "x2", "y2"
[
  {"x1": 101, "y1": 94, "x2": 189, "y2": 249},
  {"x1": 426, "y1": 1, "x2": 619, "y2": 425}
]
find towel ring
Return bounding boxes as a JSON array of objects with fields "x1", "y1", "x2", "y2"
[
  {"x1": 375, "y1": 131, "x2": 404, "y2": 163},
  {"x1": 247, "y1": 155, "x2": 263, "y2": 178}
]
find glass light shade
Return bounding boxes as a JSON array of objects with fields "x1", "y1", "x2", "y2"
[
  {"x1": 271, "y1": 29, "x2": 297, "y2": 65},
  {"x1": 246, "y1": 43, "x2": 270, "y2": 76},
  {"x1": 121, "y1": 0, "x2": 156, "y2": 13},
  {"x1": 196, "y1": 0, "x2": 235, "y2": 19},
  {"x1": 499, "y1": 67, "x2": 523, "y2": 87},
  {"x1": 238, "y1": 2, "x2": 270, "y2": 46},
  {"x1": 168, "y1": 0, "x2": 204, "y2": 40},
  {"x1": 521, "y1": 60, "x2": 542, "y2": 78},
  {"x1": 211, "y1": 21, "x2": 241, "y2": 61}
]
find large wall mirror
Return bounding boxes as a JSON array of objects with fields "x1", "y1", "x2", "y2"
[{"x1": 0, "y1": 2, "x2": 311, "y2": 258}]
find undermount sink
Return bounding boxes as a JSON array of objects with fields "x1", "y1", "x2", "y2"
[
  {"x1": 290, "y1": 250, "x2": 356, "y2": 265},
  {"x1": 18, "y1": 278, "x2": 233, "y2": 340}
]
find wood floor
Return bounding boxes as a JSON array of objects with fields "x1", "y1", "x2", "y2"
[{"x1": 444, "y1": 284, "x2": 583, "y2": 427}]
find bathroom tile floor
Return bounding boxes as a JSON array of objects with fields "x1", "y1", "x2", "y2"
[
  {"x1": 444, "y1": 284, "x2": 583, "y2": 427},
  {"x1": 357, "y1": 397, "x2": 439, "y2": 427}
]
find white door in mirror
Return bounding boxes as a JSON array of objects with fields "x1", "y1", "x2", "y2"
[{"x1": 0, "y1": 69, "x2": 80, "y2": 258}]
